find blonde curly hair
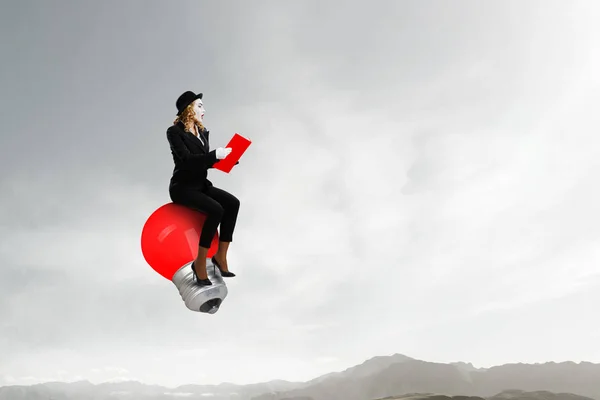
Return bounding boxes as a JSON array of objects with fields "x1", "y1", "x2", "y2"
[{"x1": 174, "y1": 102, "x2": 204, "y2": 132}]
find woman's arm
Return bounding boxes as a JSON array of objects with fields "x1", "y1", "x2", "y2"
[{"x1": 167, "y1": 127, "x2": 217, "y2": 168}]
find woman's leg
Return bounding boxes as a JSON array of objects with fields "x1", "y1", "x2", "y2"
[
  {"x1": 203, "y1": 186, "x2": 240, "y2": 272},
  {"x1": 170, "y1": 185, "x2": 225, "y2": 280}
]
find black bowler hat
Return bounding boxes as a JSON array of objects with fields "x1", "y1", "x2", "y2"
[{"x1": 176, "y1": 90, "x2": 203, "y2": 115}]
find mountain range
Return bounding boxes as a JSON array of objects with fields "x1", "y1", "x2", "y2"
[{"x1": 1, "y1": 353, "x2": 598, "y2": 400}]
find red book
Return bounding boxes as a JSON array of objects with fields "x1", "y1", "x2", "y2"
[{"x1": 213, "y1": 133, "x2": 251, "y2": 173}]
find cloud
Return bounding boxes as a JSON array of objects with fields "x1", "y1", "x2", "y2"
[{"x1": 2, "y1": 0, "x2": 600, "y2": 388}]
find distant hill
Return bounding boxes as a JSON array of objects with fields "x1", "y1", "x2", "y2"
[
  {"x1": 379, "y1": 392, "x2": 595, "y2": 400},
  {"x1": 488, "y1": 389, "x2": 594, "y2": 400},
  {"x1": 0, "y1": 378, "x2": 304, "y2": 400},
  {"x1": 1, "y1": 354, "x2": 599, "y2": 400},
  {"x1": 251, "y1": 356, "x2": 600, "y2": 400},
  {"x1": 306, "y1": 353, "x2": 415, "y2": 385}
]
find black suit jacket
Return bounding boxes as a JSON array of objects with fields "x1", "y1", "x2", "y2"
[{"x1": 166, "y1": 122, "x2": 217, "y2": 190}]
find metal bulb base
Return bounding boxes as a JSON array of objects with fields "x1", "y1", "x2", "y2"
[{"x1": 171, "y1": 259, "x2": 228, "y2": 314}]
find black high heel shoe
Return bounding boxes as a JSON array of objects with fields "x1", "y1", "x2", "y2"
[
  {"x1": 191, "y1": 262, "x2": 212, "y2": 286},
  {"x1": 212, "y1": 256, "x2": 236, "y2": 277}
]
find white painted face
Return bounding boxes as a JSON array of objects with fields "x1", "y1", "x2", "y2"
[{"x1": 193, "y1": 99, "x2": 205, "y2": 122}]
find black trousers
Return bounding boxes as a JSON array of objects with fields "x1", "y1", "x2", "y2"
[{"x1": 169, "y1": 184, "x2": 240, "y2": 248}]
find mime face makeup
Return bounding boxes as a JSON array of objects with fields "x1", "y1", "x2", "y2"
[{"x1": 193, "y1": 99, "x2": 205, "y2": 123}]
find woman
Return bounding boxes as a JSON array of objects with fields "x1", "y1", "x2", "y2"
[{"x1": 166, "y1": 90, "x2": 240, "y2": 286}]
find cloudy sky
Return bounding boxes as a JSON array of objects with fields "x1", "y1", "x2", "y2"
[{"x1": 1, "y1": 0, "x2": 600, "y2": 389}]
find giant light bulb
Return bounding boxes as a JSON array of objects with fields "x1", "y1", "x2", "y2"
[{"x1": 141, "y1": 202, "x2": 228, "y2": 314}]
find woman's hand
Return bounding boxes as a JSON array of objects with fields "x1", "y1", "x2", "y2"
[{"x1": 216, "y1": 147, "x2": 232, "y2": 159}]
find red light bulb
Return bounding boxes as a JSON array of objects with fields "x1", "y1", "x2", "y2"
[{"x1": 141, "y1": 203, "x2": 219, "y2": 280}]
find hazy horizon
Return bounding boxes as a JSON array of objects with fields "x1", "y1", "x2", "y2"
[{"x1": 2, "y1": 0, "x2": 600, "y2": 388}]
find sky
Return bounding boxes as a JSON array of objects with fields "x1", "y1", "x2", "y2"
[{"x1": 1, "y1": 0, "x2": 600, "y2": 389}]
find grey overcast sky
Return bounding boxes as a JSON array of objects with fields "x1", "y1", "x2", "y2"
[{"x1": 1, "y1": 0, "x2": 600, "y2": 388}]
